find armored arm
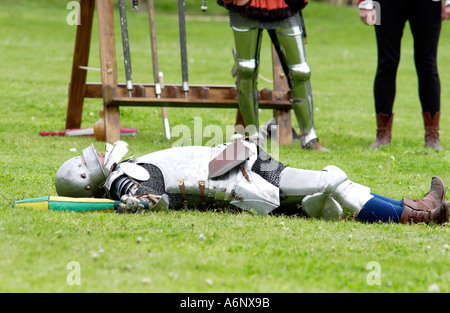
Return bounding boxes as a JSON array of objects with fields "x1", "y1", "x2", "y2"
[{"x1": 105, "y1": 162, "x2": 169, "y2": 213}]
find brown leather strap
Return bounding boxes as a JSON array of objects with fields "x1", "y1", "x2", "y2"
[
  {"x1": 231, "y1": 189, "x2": 242, "y2": 201},
  {"x1": 199, "y1": 181, "x2": 206, "y2": 212},
  {"x1": 239, "y1": 166, "x2": 251, "y2": 183},
  {"x1": 178, "y1": 179, "x2": 189, "y2": 212}
]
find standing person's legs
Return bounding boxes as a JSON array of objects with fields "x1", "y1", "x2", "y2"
[
  {"x1": 409, "y1": 0, "x2": 443, "y2": 150},
  {"x1": 370, "y1": 0, "x2": 408, "y2": 148}
]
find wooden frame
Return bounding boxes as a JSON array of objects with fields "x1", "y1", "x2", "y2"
[{"x1": 65, "y1": 0, "x2": 294, "y2": 144}]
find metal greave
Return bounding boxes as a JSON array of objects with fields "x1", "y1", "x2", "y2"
[
  {"x1": 232, "y1": 26, "x2": 263, "y2": 136},
  {"x1": 232, "y1": 24, "x2": 317, "y2": 144},
  {"x1": 279, "y1": 166, "x2": 373, "y2": 219},
  {"x1": 270, "y1": 25, "x2": 317, "y2": 146}
]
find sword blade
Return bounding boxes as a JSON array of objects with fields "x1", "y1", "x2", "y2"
[
  {"x1": 119, "y1": 0, "x2": 133, "y2": 97},
  {"x1": 148, "y1": 0, "x2": 161, "y2": 96},
  {"x1": 178, "y1": 0, "x2": 189, "y2": 98},
  {"x1": 148, "y1": 0, "x2": 170, "y2": 139}
]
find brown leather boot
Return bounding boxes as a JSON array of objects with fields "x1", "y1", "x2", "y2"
[
  {"x1": 403, "y1": 176, "x2": 446, "y2": 211},
  {"x1": 400, "y1": 201, "x2": 449, "y2": 224},
  {"x1": 423, "y1": 112, "x2": 444, "y2": 150},
  {"x1": 369, "y1": 113, "x2": 393, "y2": 149}
]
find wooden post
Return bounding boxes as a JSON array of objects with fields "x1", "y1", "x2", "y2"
[
  {"x1": 272, "y1": 46, "x2": 293, "y2": 145},
  {"x1": 65, "y1": 0, "x2": 95, "y2": 130},
  {"x1": 97, "y1": 0, "x2": 121, "y2": 142}
]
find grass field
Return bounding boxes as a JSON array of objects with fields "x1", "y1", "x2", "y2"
[{"x1": 0, "y1": 0, "x2": 449, "y2": 293}]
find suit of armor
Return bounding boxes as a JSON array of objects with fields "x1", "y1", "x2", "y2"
[
  {"x1": 233, "y1": 22, "x2": 317, "y2": 146},
  {"x1": 106, "y1": 140, "x2": 283, "y2": 215},
  {"x1": 100, "y1": 139, "x2": 370, "y2": 219},
  {"x1": 54, "y1": 140, "x2": 449, "y2": 224},
  {"x1": 219, "y1": 1, "x2": 326, "y2": 150}
]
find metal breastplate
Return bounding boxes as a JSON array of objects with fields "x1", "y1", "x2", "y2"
[
  {"x1": 106, "y1": 142, "x2": 280, "y2": 214},
  {"x1": 134, "y1": 145, "x2": 234, "y2": 200}
]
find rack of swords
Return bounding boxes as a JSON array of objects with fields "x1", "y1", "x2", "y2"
[{"x1": 65, "y1": 0, "x2": 294, "y2": 144}]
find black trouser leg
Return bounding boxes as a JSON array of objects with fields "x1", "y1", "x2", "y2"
[
  {"x1": 373, "y1": 0, "x2": 441, "y2": 116},
  {"x1": 373, "y1": 0, "x2": 407, "y2": 115},
  {"x1": 409, "y1": 0, "x2": 442, "y2": 116}
]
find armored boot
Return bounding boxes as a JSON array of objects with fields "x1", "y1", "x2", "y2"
[
  {"x1": 369, "y1": 113, "x2": 393, "y2": 149},
  {"x1": 423, "y1": 112, "x2": 444, "y2": 150},
  {"x1": 264, "y1": 118, "x2": 328, "y2": 152},
  {"x1": 400, "y1": 201, "x2": 449, "y2": 224},
  {"x1": 402, "y1": 176, "x2": 446, "y2": 211},
  {"x1": 303, "y1": 138, "x2": 329, "y2": 152}
]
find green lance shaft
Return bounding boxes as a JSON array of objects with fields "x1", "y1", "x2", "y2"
[{"x1": 12, "y1": 196, "x2": 151, "y2": 212}]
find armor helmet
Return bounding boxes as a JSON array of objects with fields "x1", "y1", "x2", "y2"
[{"x1": 55, "y1": 145, "x2": 106, "y2": 198}]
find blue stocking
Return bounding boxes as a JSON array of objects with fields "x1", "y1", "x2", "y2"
[{"x1": 357, "y1": 193, "x2": 404, "y2": 223}]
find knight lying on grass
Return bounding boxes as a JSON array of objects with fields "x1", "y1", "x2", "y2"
[{"x1": 55, "y1": 140, "x2": 449, "y2": 225}]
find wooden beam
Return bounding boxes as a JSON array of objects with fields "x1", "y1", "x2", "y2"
[
  {"x1": 272, "y1": 46, "x2": 293, "y2": 145},
  {"x1": 83, "y1": 83, "x2": 291, "y2": 109},
  {"x1": 65, "y1": 0, "x2": 95, "y2": 130},
  {"x1": 108, "y1": 97, "x2": 291, "y2": 109}
]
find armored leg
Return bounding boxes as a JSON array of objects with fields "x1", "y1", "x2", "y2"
[
  {"x1": 279, "y1": 166, "x2": 374, "y2": 220},
  {"x1": 232, "y1": 26, "x2": 263, "y2": 136},
  {"x1": 269, "y1": 26, "x2": 318, "y2": 147}
]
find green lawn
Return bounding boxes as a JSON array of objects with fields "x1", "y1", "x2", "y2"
[{"x1": 0, "y1": 0, "x2": 449, "y2": 293}]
